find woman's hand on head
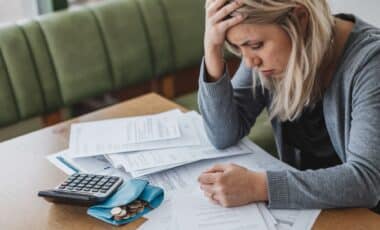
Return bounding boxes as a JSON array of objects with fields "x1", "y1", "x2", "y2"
[
  {"x1": 197, "y1": 163, "x2": 268, "y2": 207},
  {"x1": 204, "y1": 0, "x2": 245, "y2": 48},
  {"x1": 204, "y1": 0, "x2": 245, "y2": 80}
]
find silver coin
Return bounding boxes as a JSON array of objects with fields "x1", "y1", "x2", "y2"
[
  {"x1": 110, "y1": 207, "x2": 122, "y2": 216},
  {"x1": 128, "y1": 202, "x2": 141, "y2": 209},
  {"x1": 122, "y1": 213, "x2": 132, "y2": 220},
  {"x1": 116, "y1": 209, "x2": 127, "y2": 218},
  {"x1": 114, "y1": 209, "x2": 127, "y2": 221}
]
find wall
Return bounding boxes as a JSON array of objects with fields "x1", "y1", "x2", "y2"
[
  {"x1": 0, "y1": 0, "x2": 38, "y2": 24},
  {"x1": 329, "y1": 0, "x2": 380, "y2": 27}
]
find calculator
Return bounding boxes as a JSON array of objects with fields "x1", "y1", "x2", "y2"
[{"x1": 38, "y1": 173, "x2": 123, "y2": 206}]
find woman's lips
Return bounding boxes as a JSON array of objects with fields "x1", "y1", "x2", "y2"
[{"x1": 261, "y1": 70, "x2": 274, "y2": 77}]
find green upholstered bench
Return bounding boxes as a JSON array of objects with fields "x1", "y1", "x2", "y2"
[{"x1": 0, "y1": 0, "x2": 204, "y2": 128}]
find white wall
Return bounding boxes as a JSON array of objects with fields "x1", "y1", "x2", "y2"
[
  {"x1": 0, "y1": 0, "x2": 38, "y2": 24},
  {"x1": 329, "y1": 0, "x2": 380, "y2": 27}
]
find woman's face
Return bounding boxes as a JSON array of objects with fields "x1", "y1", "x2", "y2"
[{"x1": 226, "y1": 23, "x2": 292, "y2": 79}]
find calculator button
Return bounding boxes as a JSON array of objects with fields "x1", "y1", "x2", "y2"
[
  {"x1": 94, "y1": 185, "x2": 101, "y2": 189},
  {"x1": 91, "y1": 189, "x2": 99, "y2": 192},
  {"x1": 100, "y1": 189, "x2": 108, "y2": 193},
  {"x1": 83, "y1": 188, "x2": 91, "y2": 191}
]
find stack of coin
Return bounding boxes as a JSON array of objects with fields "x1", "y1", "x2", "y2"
[{"x1": 110, "y1": 199, "x2": 152, "y2": 221}]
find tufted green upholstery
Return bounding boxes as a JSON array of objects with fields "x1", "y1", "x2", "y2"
[
  {"x1": 39, "y1": 9, "x2": 113, "y2": 105},
  {"x1": 0, "y1": 0, "x2": 208, "y2": 128},
  {"x1": 0, "y1": 25, "x2": 45, "y2": 120},
  {"x1": 136, "y1": 0, "x2": 174, "y2": 77},
  {"x1": 160, "y1": 0, "x2": 205, "y2": 70},
  {"x1": 0, "y1": 51, "x2": 19, "y2": 125},
  {"x1": 19, "y1": 20, "x2": 62, "y2": 112},
  {"x1": 90, "y1": 0, "x2": 154, "y2": 89}
]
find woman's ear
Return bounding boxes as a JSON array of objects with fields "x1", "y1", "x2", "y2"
[{"x1": 292, "y1": 5, "x2": 309, "y2": 35}]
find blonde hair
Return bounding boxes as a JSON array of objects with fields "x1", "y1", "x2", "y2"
[{"x1": 225, "y1": 0, "x2": 335, "y2": 121}]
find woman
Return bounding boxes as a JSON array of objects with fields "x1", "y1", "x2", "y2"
[{"x1": 197, "y1": 0, "x2": 380, "y2": 209}]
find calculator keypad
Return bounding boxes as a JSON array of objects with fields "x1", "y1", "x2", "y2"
[{"x1": 56, "y1": 173, "x2": 122, "y2": 197}]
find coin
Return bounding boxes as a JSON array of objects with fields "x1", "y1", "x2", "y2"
[
  {"x1": 110, "y1": 207, "x2": 122, "y2": 216},
  {"x1": 122, "y1": 213, "x2": 132, "y2": 220},
  {"x1": 128, "y1": 208, "x2": 138, "y2": 215},
  {"x1": 114, "y1": 209, "x2": 127, "y2": 221},
  {"x1": 128, "y1": 201, "x2": 141, "y2": 209}
]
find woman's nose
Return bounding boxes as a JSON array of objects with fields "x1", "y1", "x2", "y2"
[{"x1": 244, "y1": 57, "x2": 262, "y2": 69}]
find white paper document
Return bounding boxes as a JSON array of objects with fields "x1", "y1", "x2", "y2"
[
  {"x1": 46, "y1": 150, "x2": 131, "y2": 180},
  {"x1": 68, "y1": 109, "x2": 201, "y2": 158},
  {"x1": 258, "y1": 203, "x2": 277, "y2": 230},
  {"x1": 46, "y1": 109, "x2": 320, "y2": 230},
  {"x1": 172, "y1": 191, "x2": 269, "y2": 230},
  {"x1": 109, "y1": 139, "x2": 252, "y2": 177},
  {"x1": 107, "y1": 112, "x2": 252, "y2": 177},
  {"x1": 139, "y1": 142, "x2": 320, "y2": 230}
]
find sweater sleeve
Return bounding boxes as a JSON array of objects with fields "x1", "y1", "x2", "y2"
[
  {"x1": 266, "y1": 54, "x2": 380, "y2": 209},
  {"x1": 198, "y1": 58, "x2": 268, "y2": 149}
]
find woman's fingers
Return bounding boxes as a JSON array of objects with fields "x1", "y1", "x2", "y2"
[
  {"x1": 200, "y1": 183, "x2": 215, "y2": 193},
  {"x1": 203, "y1": 164, "x2": 227, "y2": 173},
  {"x1": 210, "y1": 0, "x2": 243, "y2": 24},
  {"x1": 206, "y1": 0, "x2": 229, "y2": 15},
  {"x1": 198, "y1": 172, "x2": 223, "y2": 184},
  {"x1": 205, "y1": 0, "x2": 214, "y2": 9},
  {"x1": 204, "y1": 191, "x2": 220, "y2": 205},
  {"x1": 217, "y1": 13, "x2": 246, "y2": 31}
]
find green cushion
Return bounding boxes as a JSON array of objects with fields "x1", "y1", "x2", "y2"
[
  {"x1": 160, "y1": 0, "x2": 205, "y2": 70},
  {"x1": 0, "y1": 52, "x2": 19, "y2": 127},
  {"x1": 90, "y1": 0, "x2": 153, "y2": 89},
  {"x1": 38, "y1": 8, "x2": 113, "y2": 105},
  {"x1": 137, "y1": 0, "x2": 174, "y2": 77},
  {"x1": 0, "y1": 25, "x2": 45, "y2": 121},
  {"x1": 19, "y1": 20, "x2": 62, "y2": 112}
]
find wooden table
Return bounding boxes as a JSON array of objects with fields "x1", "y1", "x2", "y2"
[{"x1": 0, "y1": 93, "x2": 379, "y2": 229}]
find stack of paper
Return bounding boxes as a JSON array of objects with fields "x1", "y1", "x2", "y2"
[
  {"x1": 67, "y1": 109, "x2": 201, "y2": 158},
  {"x1": 106, "y1": 112, "x2": 252, "y2": 177},
  {"x1": 46, "y1": 109, "x2": 321, "y2": 230},
  {"x1": 64, "y1": 109, "x2": 252, "y2": 177}
]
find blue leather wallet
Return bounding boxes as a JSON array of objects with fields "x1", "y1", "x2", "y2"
[{"x1": 87, "y1": 179, "x2": 164, "y2": 226}]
